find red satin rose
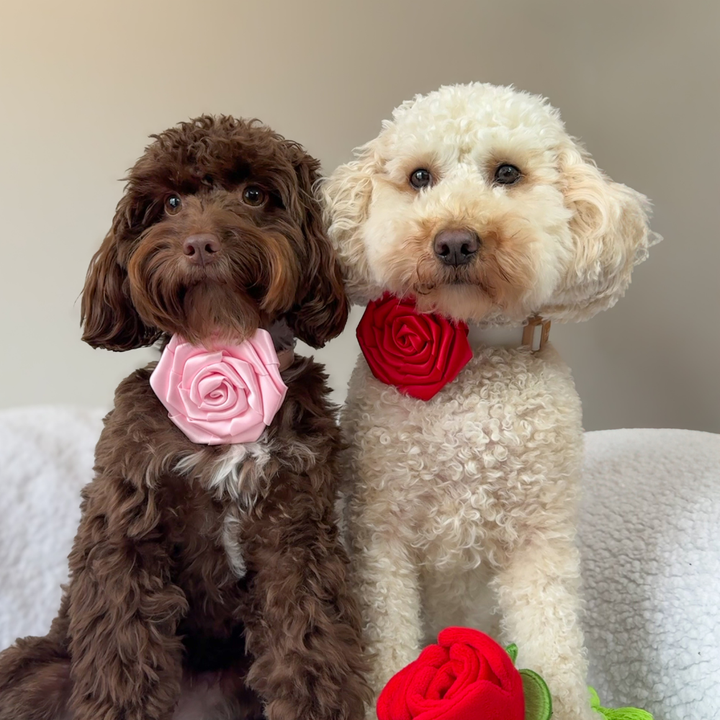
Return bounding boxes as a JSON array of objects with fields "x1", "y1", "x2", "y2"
[
  {"x1": 356, "y1": 294, "x2": 473, "y2": 401},
  {"x1": 377, "y1": 628, "x2": 525, "y2": 720}
]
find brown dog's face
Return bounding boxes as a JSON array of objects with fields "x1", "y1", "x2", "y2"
[{"x1": 81, "y1": 116, "x2": 347, "y2": 350}]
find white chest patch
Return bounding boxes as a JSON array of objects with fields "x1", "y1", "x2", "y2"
[
  {"x1": 175, "y1": 436, "x2": 278, "y2": 581},
  {"x1": 206, "y1": 442, "x2": 272, "y2": 502},
  {"x1": 175, "y1": 437, "x2": 274, "y2": 504}
]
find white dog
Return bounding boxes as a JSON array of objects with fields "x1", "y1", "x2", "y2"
[{"x1": 322, "y1": 83, "x2": 656, "y2": 720}]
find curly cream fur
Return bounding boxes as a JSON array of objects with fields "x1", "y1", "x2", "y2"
[
  {"x1": 342, "y1": 348, "x2": 590, "y2": 719},
  {"x1": 323, "y1": 83, "x2": 657, "y2": 720},
  {"x1": 322, "y1": 82, "x2": 657, "y2": 323}
]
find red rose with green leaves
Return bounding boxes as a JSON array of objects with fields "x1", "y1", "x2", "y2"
[{"x1": 377, "y1": 628, "x2": 552, "y2": 720}]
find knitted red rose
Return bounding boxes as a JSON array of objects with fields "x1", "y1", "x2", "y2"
[
  {"x1": 377, "y1": 628, "x2": 525, "y2": 720},
  {"x1": 356, "y1": 294, "x2": 473, "y2": 401}
]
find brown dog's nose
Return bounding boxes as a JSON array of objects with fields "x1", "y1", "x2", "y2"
[
  {"x1": 433, "y1": 229, "x2": 480, "y2": 267},
  {"x1": 183, "y1": 234, "x2": 221, "y2": 266}
]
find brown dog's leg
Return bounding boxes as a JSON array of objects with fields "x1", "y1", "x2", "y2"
[
  {"x1": 66, "y1": 547, "x2": 187, "y2": 720},
  {"x1": 62, "y1": 476, "x2": 189, "y2": 720},
  {"x1": 0, "y1": 634, "x2": 71, "y2": 720},
  {"x1": 0, "y1": 592, "x2": 73, "y2": 719},
  {"x1": 241, "y1": 474, "x2": 370, "y2": 720}
]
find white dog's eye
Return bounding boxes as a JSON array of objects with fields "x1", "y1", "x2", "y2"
[
  {"x1": 494, "y1": 164, "x2": 522, "y2": 185},
  {"x1": 409, "y1": 169, "x2": 433, "y2": 190}
]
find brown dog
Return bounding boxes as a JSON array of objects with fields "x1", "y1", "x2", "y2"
[{"x1": 0, "y1": 116, "x2": 369, "y2": 720}]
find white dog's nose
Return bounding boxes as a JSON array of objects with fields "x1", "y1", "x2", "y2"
[{"x1": 433, "y1": 228, "x2": 479, "y2": 267}]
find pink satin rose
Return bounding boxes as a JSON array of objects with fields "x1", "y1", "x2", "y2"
[{"x1": 150, "y1": 330, "x2": 288, "y2": 445}]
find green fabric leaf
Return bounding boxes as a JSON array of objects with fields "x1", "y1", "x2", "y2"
[
  {"x1": 588, "y1": 686, "x2": 653, "y2": 720},
  {"x1": 520, "y1": 669, "x2": 552, "y2": 720},
  {"x1": 505, "y1": 643, "x2": 518, "y2": 664}
]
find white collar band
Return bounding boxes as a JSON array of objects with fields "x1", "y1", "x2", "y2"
[{"x1": 466, "y1": 316, "x2": 551, "y2": 353}]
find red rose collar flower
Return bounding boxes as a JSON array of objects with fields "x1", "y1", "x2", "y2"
[{"x1": 356, "y1": 294, "x2": 473, "y2": 401}]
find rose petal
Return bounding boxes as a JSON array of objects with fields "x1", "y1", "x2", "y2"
[
  {"x1": 438, "y1": 628, "x2": 522, "y2": 697},
  {"x1": 377, "y1": 628, "x2": 524, "y2": 720},
  {"x1": 370, "y1": 294, "x2": 401, "y2": 328},
  {"x1": 258, "y1": 373, "x2": 287, "y2": 426},
  {"x1": 191, "y1": 367, "x2": 239, "y2": 411},
  {"x1": 245, "y1": 328, "x2": 282, "y2": 368},
  {"x1": 224, "y1": 357, "x2": 262, "y2": 413},
  {"x1": 150, "y1": 330, "x2": 288, "y2": 445},
  {"x1": 225, "y1": 408, "x2": 267, "y2": 443},
  {"x1": 196, "y1": 374, "x2": 238, "y2": 411},
  {"x1": 163, "y1": 335, "x2": 199, "y2": 370},
  {"x1": 169, "y1": 412, "x2": 224, "y2": 445},
  {"x1": 357, "y1": 295, "x2": 473, "y2": 402},
  {"x1": 381, "y1": 322, "x2": 432, "y2": 364},
  {"x1": 164, "y1": 369, "x2": 186, "y2": 416},
  {"x1": 202, "y1": 379, "x2": 246, "y2": 416},
  {"x1": 393, "y1": 314, "x2": 430, "y2": 344},
  {"x1": 181, "y1": 350, "x2": 225, "y2": 387},
  {"x1": 181, "y1": 363, "x2": 248, "y2": 422}
]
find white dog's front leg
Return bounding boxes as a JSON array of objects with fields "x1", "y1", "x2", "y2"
[
  {"x1": 348, "y1": 517, "x2": 423, "y2": 718},
  {"x1": 493, "y1": 531, "x2": 597, "y2": 720}
]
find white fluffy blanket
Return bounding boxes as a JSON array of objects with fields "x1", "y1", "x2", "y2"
[
  {"x1": 0, "y1": 406, "x2": 105, "y2": 642},
  {"x1": 0, "y1": 407, "x2": 718, "y2": 719},
  {"x1": 579, "y1": 427, "x2": 720, "y2": 719}
]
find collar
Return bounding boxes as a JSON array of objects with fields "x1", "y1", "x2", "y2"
[
  {"x1": 356, "y1": 293, "x2": 551, "y2": 403},
  {"x1": 467, "y1": 316, "x2": 551, "y2": 353},
  {"x1": 267, "y1": 319, "x2": 296, "y2": 371},
  {"x1": 276, "y1": 347, "x2": 295, "y2": 372}
]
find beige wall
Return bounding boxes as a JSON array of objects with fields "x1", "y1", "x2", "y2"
[{"x1": 1, "y1": 0, "x2": 718, "y2": 431}]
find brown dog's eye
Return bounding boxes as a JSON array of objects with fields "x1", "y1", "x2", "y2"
[
  {"x1": 165, "y1": 194, "x2": 182, "y2": 214},
  {"x1": 494, "y1": 164, "x2": 522, "y2": 185},
  {"x1": 242, "y1": 186, "x2": 267, "y2": 207},
  {"x1": 409, "y1": 169, "x2": 433, "y2": 190}
]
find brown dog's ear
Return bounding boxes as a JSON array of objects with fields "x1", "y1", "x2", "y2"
[
  {"x1": 285, "y1": 150, "x2": 349, "y2": 348},
  {"x1": 80, "y1": 196, "x2": 160, "y2": 351}
]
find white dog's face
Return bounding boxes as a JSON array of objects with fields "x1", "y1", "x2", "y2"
[{"x1": 323, "y1": 83, "x2": 655, "y2": 324}]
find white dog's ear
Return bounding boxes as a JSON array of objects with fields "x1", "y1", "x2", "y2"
[
  {"x1": 543, "y1": 140, "x2": 658, "y2": 322},
  {"x1": 321, "y1": 142, "x2": 383, "y2": 303}
]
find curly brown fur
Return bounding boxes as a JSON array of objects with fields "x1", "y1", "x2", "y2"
[
  {"x1": 80, "y1": 115, "x2": 347, "y2": 350},
  {"x1": 0, "y1": 116, "x2": 367, "y2": 720}
]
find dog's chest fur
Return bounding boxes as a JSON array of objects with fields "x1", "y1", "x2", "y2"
[
  {"x1": 174, "y1": 440, "x2": 276, "y2": 581},
  {"x1": 343, "y1": 343, "x2": 584, "y2": 570},
  {"x1": 95, "y1": 357, "x2": 339, "y2": 630}
]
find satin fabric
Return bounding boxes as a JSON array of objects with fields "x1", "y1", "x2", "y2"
[
  {"x1": 356, "y1": 294, "x2": 473, "y2": 401},
  {"x1": 150, "y1": 329, "x2": 287, "y2": 445}
]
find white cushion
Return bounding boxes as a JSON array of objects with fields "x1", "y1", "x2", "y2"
[
  {"x1": 0, "y1": 406, "x2": 104, "y2": 648},
  {"x1": 580, "y1": 428, "x2": 720, "y2": 719},
  {"x1": 0, "y1": 408, "x2": 718, "y2": 719}
]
